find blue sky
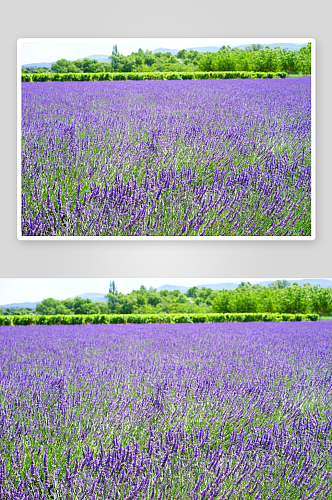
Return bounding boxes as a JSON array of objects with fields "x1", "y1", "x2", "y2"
[
  {"x1": 19, "y1": 38, "x2": 309, "y2": 65},
  {"x1": 0, "y1": 278, "x2": 292, "y2": 304}
]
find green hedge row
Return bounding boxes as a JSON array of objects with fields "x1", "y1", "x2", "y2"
[
  {"x1": 21, "y1": 71, "x2": 287, "y2": 83},
  {"x1": 0, "y1": 313, "x2": 319, "y2": 326}
]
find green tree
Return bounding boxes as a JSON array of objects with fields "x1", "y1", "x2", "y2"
[
  {"x1": 0, "y1": 307, "x2": 35, "y2": 316},
  {"x1": 212, "y1": 51, "x2": 236, "y2": 71},
  {"x1": 36, "y1": 298, "x2": 71, "y2": 315},
  {"x1": 18, "y1": 281, "x2": 330, "y2": 319},
  {"x1": 297, "y1": 43, "x2": 311, "y2": 75},
  {"x1": 238, "y1": 282, "x2": 252, "y2": 290},
  {"x1": 212, "y1": 291, "x2": 234, "y2": 313},
  {"x1": 112, "y1": 45, "x2": 120, "y2": 57},
  {"x1": 81, "y1": 58, "x2": 104, "y2": 73},
  {"x1": 143, "y1": 52, "x2": 155, "y2": 67},
  {"x1": 109, "y1": 281, "x2": 118, "y2": 295},
  {"x1": 198, "y1": 53, "x2": 214, "y2": 72},
  {"x1": 233, "y1": 289, "x2": 258, "y2": 313},
  {"x1": 268, "y1": 280, "x2": 291, "y2": 290},
  {"x1": 120, "y1": 56, "x2": 136, "y2": 73},
  {"x1": 134, "y1": 286, "x2": 148, "y2": 309},
  {"x1": 46, "y1": 46, "x2": 309, "y2": 77},
  {"x1": 147, "y1": 287, "x2": 161, "y2": 307},
  {"x1": 177, "y1": 49, "x2": 188, "y2": 60},
  {"x1": 118, "y1": 294, "x2": 137, "y2": 314},
  {"x1": 259, "y1": 288, "x2": 277, "y2": 313},
  {"x1": 51, "y1": 59, "x2": 72, "y2": 73},
  {"x1": 187, "y1": 286, "x2": 199, "y2": 298},
  {"x1": 70, "y1": 297, "x2": 99, "y2": 315},
  {"x1": 280, "y1": 49, "x2": 299, "y2": 75},
  {"x1": 245, "y1": 44, "x2": 264, "y2": 52},
  {"x1": 110, "y1": 46, "x2": 121, "y2": 71},
  {"x1": 276, "y1": 283, "x2": 311, "y2": 314},
  {"x1": 94, "y1": 301, "x2": 109, "y2": 314},
  {"x1": 105, "y1": 292, "x2": 119, "y2": 313},
  {"x1": 310, "y1": 287, "x2": 332, "y2": 316}
]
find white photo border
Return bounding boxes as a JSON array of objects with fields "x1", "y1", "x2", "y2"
[{"x1": 17, "y1": 38, "x2": 316, "y2": 241}]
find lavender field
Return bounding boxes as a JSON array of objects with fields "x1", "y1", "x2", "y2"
[
  {"x1": 21, "y1": 78, "x2": 311, "y2": 237},
  {"x1": 0, "y1": 322, "x2": 331, "y2": 499}
]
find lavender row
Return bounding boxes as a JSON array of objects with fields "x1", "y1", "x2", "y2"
[
  {"x1": 0, "y1": 322, "x2": 331, "y2": 499},
  {"x1": 21, "y1": 78, "x2": 311, "y2": 236}
]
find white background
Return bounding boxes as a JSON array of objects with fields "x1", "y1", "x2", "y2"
[{"x1": 1, "y1": 0, "x2": 331, "y2": 278}]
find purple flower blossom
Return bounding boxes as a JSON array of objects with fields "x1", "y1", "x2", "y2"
[
  {"x1": 21, "y1": 78, "x2": 311, "y2": 236},
  {"x1": 1, "y1": 320, "x2": 330, "y2": 498}
]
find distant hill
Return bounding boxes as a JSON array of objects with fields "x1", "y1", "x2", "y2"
[
  {"x1": 69, "y1": 293, "x2": 107, "y2": 302},
  {"x1": 22, "y1": 62, "x2": 54, "y2": 70},
  {"x1": 156, "y1": 283, "x2": 237, "y2": 293},
  {"x1": 80, "y1": 54, "x2": 110, "y2": 62},
  {"x1": 156, "y1": 282, "x2": 239, "y2": 292},
  {"x1": 259, "y1": 279, "x2": 332, "y2": 289},
  {"x1": 156, "y1": 284, "x2": 191, "y2": 293},
  {"x1": 21, "y1": 43, "x2": 308, "y2": 69},
  {"x1": 151, "y1": 43, "x2": 307, "y2": 55},
  {"x1": 151, "y1": 46, "x2": 223, "y2": 55},
  {"x1": 186, "y1": 46, "x2": 225, "y2": 52},
  {"x1": 156, "y1": 279, "x2": 332, "y2": 293},
  {"x1": 236, "y1": 43, "x2": 306, "y2": 51},
  {"x1": 151, "y1": 48, "x2": 179, "y2": 55},
  {"x1": 0, "y1": 301, "x2": 39, "y2": 310}
]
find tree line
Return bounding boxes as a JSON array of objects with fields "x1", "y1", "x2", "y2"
[
  {"x1": 1, "y1": 281, "x2": 331, "y2": 318},
  {"x1": 22, "y1": 44, "x2": 311, "y2": 76}
]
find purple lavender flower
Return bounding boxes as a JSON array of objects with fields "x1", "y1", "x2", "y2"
[{"x1": 21, "y1": 78, "x2": 312, "y2": 236}]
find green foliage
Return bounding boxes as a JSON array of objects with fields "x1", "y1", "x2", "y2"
[
  {"x1": 212, "y1": 283, "x2": 332, "y2": 317},
  {"x1": 105, "y1": 293, "x2": 119, "y2": 313},
  {"x1": 11, "y1": 315, "x2": 35, "y2": 326},
  {"x1": 35, "y1": 315, "x2": 62, "y2": 325},
  {"x1": 0, "y1": 307, "x2": 35, "y2": 316},
  {"x1": 36, "y1": 298, "x2": 72, "y2": 316},
  {"x1": 3, "y1": 283, "x2": 330, "y2": 322},
  {"x1": 21, "y1": 44, "x2": 310, "y2": 77},
  {"x1": 310, "y1": 286, "x2": 332, "y2": 316},
  {"x1": 21, "y1": 66, "x2": 50, "y2": 74},
  {"x1": 297, "y1": 43, "x2": 312, "y2": 75},
  {"x1": 268, "y1": 280, "x2": 291, "y2": 290},
  {"x1": 109, "y1": 281, "x2": 118, "y2": 295},
  {"x1": 21, "y1": 71, "x2": 287, "y2": 83},
  {"x1": 1, "y1": 313, "x2": 319, "y2": 326},
  {"x1": 35, "y1": 297, "x2": 108, "y2": 316},
  {"x1": 0, "y1": 316, "x2": 12, "y2": 325},
  {"x1": 50, "y1": 58, "x2": 105, "y2": 74}
]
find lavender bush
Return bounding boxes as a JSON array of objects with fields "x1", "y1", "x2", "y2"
[
  {"x1": 21, "y1": 78, "x2": 311, "y2": 236},
  {"x1": 0, "y1": 321, "x2": 331, "y2": 499}
]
